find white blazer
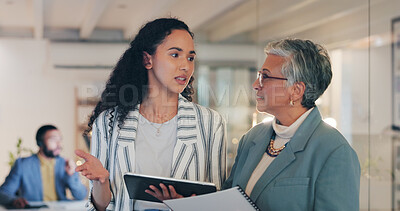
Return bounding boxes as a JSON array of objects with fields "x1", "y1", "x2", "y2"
[{"x1": 85, "y1": 95, "x2": 227, "y2": 211}]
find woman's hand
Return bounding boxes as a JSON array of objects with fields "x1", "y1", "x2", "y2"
[
  {"x1": 145, "y1": 183, "x2": 185, "y2": 201},
  {"x1": 75, "y1": 149, "x2": 112, "y2": 211},
  {"x1": 75, "y1": 149, "x2": 109, "y2": 183}
]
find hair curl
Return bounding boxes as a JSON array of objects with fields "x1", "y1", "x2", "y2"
[{"x1": 85, "y1": 18, "x2": 195, "y2": 136}]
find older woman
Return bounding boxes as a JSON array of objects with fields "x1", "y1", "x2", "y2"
[{"x1": 222, "y1": 39, "x2": 360, "y2": 210}]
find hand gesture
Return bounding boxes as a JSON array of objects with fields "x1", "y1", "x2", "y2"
[
  {"x1": 75, "y1": 149, "x2": 109, "y2": 184},
  {"x1": 145, "y1": 183, "x2": 189, "y2": 201},
  {"x1": 12, "y1": 197, "x2": 28, "y2": 208},
  {"x1": 65, "y1": 158, "x2": 76, "y2": 176}
]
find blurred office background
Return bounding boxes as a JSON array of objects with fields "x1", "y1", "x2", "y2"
[{"x1": 0, "y1": 0, "x2": 399, "y2": 210}]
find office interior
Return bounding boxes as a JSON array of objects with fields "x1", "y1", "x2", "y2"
[{"x1": 0, "y1": 0, "x2": 399, "y2": 210}]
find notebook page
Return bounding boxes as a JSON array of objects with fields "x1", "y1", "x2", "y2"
[{"x1": 163, "y1": 186, "x2": 259, "y2": 211}]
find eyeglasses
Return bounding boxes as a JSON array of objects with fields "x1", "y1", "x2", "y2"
[{"x1": 257, "y1": 71, "x2": 287, "y2": 87}]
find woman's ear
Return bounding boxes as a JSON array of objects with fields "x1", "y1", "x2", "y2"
[
  {"x1": 143, "y1": 52, "x2": 153, "y2": 70},
  {"x1": 291, "y1": 82, "x2": 306, "y2": 102}
]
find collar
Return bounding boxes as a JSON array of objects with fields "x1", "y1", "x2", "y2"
[
  {"x1": 272, "y1": 107, "x2": 314, "y2": 139},
  {"x1": 249, "y1": 106, "x2": 322, "y2": 153},
  {"x1": 117, "y1": 94, "x2": 197, "y2": 142}
]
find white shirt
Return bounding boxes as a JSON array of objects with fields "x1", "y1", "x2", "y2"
[
  {"x1": 135, "y1": 114, "x2": 177, "y2": 176},
  {"x1": 245, "y1": 108, "x2": 314, "y2": 195},
  {"x1": 134, "y1": 114, "x2": 178, "y2": 211}
]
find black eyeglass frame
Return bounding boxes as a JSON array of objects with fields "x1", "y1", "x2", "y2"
[{"x1": 257, "y1": 71, "x2": 288, "y2": 87}]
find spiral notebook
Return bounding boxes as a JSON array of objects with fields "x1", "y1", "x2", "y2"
[{"x1": 163, "y1": 186, "x2": 260, "y2": 211}]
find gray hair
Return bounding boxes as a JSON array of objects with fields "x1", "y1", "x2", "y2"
[{"x1": 264, "y1": 39, "x2": 332, "y2": 109}]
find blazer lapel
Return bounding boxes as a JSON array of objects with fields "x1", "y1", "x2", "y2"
[
  {"x1": 171, "y1": 95, "x2": 198, "y2": 179},
  {"x1": 288, "y1": 107, "x2": 323, "y2": 153},
  {"x1": 250, "y1": 107, "x2": 323, "y2": 201},
  {"x1": 249, "y1": 143, "x2": 296, "y2": 200},
  {"x1": 236, "y1": 124, "x2": 273, "y2": 190},
  {"x1": 115, "y1": 105, "x2": 139, "y2": 173},
  {"x1": 32, "y1": 155, "x2": 43, "y2": 200}
]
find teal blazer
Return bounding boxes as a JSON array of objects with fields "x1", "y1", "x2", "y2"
[{"x1": 222, "y1": 107, "x2": 360, "y2": 211}]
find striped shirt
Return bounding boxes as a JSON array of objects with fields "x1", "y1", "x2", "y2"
[{"x1": 85, "y1": 95, "x2": 227, "y2": 211}]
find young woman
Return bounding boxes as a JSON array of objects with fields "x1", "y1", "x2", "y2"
[{"x1": 75, "y1": 18, "x2": 226, "y2": 211}]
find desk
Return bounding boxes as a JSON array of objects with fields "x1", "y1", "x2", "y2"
[{"x1": 0, "y1": 200, "x2": 86, "y2": 211}]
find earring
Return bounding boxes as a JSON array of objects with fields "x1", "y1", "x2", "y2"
[{"x1": 289, "y1": 99, "x2": 294, "y2": 106}]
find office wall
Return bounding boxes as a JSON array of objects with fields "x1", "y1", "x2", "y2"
[{"x1": 0, "y1": 39, "x2": 111, "y2": 181}]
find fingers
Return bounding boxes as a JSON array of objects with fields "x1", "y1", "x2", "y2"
[
  {"x1": 145, "y1": 188, "x2": 158, "y2": 199},
  {"x1": 74, "y1": 156, "x2": 109, "y2": 183},
  {"x1": 159, "y1": 183, "x2": 171, "y2": 199},
  {"x1": 146, "y1": 185, "x2": 164, "y2": 201},
  {"x1": 145, "y1": 184, "x2": 183, "y2": 201},
  {"x1": 79, "y1": 169, "x2": 90, "y2": 176},
  {"x1": 75, "y1": 163, "x2": 91, "y2": 175},
  {"x1": 86, "y1": 175, "x2": 98, "y2": 181},
  {"x1": 99, "y1": 177, "x2": 107, "y2": 184},
  {"x1": 78, "y1": 170, "x2": 101, "y2": 181},
  {"x1": 168, "y1": 185, "x2": 183, "y2": 199},
  {"x1": 75, "y1": 149, "x2": 91, "y2": 161},
  {"x1": 80, "y1": 172, "x2": 103, "y2": 182},
  {"x1": 148, "y1": 185, "x2": 162, "y2": 196},
  {"x1": 75, "y1": 163, "x2": 87, "y2": 172}
]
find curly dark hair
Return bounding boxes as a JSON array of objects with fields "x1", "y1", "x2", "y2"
[{"x1": 84, "y1": 18, "x2": 195, "y2": 135}]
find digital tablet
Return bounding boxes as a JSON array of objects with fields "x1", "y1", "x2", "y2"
[{"x1": 124, "y1": 173, "x2": 217, "y2": 203}]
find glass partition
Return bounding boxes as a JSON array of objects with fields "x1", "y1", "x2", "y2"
[{"x1": 370, "y1": 0, "x2": 400, "y2": 210}]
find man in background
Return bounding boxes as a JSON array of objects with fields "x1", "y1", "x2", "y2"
[{"x1": 0, "y1": 125, "x2": 87, "y2": 208}]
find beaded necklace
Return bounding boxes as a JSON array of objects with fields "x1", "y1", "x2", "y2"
[{"x1": 265, "y1": 131, "x2": 287, "y2": 157}]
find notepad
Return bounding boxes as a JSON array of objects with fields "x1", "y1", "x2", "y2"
[
  {"x1": 163, "y1": 186, "x2": 260, "y2": 211},
  {"x1": 123, "y1": 173, "x2": 217, "y2": 203}
]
